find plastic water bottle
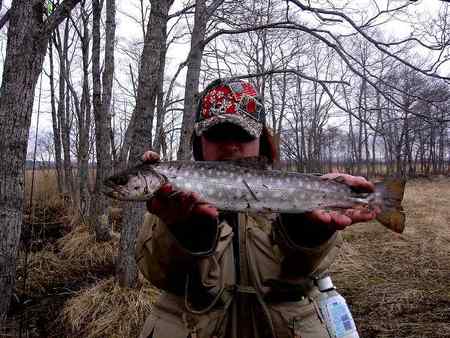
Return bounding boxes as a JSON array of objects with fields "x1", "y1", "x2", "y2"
[{"x1": 316, "y1": 275, "x2": 359, "y2": 338}]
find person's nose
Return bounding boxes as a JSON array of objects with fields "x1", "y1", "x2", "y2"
[{"x1": 221, "y1": 141, "x2": 240, "y2": 151}]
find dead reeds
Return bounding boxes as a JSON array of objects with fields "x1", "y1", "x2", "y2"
[
  {"x1": 57, "y1": 224, "x2": 119, "y2": 272},
  {"x1": 62, "y1": 277, "x2": 160, "y2": 338},
  {"x1": 16, "y1": 173, "x2": 450, "y2": 338},
  {"x1": 15, "y1": 245, "x2": 79, "y2": 297},
  {"x1": 332, "y1": 177, "x2": 450, "y2": 337}
]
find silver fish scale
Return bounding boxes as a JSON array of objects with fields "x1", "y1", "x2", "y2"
[{"x1": 153, "y1": 161, "x2": 368, "y2": 213}]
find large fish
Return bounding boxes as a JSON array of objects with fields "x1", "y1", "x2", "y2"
[{"x1": 103, "y1": 159, "x2": 406, "y2": 233}]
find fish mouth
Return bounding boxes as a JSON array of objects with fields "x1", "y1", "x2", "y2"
[
  {"x1": 102, "y1": 184, "x2": 153, "y2": 202},
  {"x1": 102, "y1": 185, "x2": 125, "y2": 200},
  {"x1": 102, "y1": 179, "x2": 129, "y2": 200}
]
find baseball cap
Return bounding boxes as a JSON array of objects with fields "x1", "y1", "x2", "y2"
[{"x1": 194, "y1": 79, "x2": 265, "y2": 139}]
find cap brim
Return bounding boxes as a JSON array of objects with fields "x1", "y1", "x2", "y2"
[{"x1": 194, "y1": 114, "x2": 263, "y2": 139}]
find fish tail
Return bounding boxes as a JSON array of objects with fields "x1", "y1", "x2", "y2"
[{"x1": 374, "y1": 179, "x2": 407, "y2": 233}]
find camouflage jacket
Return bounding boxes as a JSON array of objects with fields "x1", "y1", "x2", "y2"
[{"x1": 136, "y1": 211, "x2": 343, "y2": 338}]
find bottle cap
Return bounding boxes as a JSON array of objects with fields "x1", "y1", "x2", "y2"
[{"x1": 317, "y1": 276, "x2": 334, "y2": 291}]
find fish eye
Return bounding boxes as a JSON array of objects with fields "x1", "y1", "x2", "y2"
[{"x1": 110, "y1": 175, "x2": 128, "y2": 186}]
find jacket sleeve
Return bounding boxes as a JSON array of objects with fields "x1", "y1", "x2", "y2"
[
  {"x1": 272, "y1": 213, "x2": 343, "y2": 279},
  {"x1": 135, "y1": 212, "x2": 219, "y2": 293}
]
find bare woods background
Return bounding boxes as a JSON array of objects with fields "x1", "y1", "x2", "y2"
[{"x1": 0, "y1": 0, "x2": 449, "y2": 328}]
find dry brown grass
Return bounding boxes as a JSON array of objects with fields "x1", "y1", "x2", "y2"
[
  {"x1": 15, "y1": 245, "x2": 81, "y2": 297},
  {"x1": 57, "y1": 224, "x2": 120, "y2": 272},
  {"x1": 15, "y1": 224, "x2": 120, "y2": 298},
  {"x1": 25, "y1": 168, "x2": 59, "y2": 195},
  {"x1": 332, "y1": 177, "x2": 450, "y2": 337},
  {"x1": 62, "y1": 277, "x2": 160, "y2": 338},
  {"x1": 17, "y1": 169, "x2": 450, "y2": 337}
]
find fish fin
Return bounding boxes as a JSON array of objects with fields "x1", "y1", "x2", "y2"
[
  {"x1": 329, "y1": 175, "x2": 346, "y2": 184},
  {"x1": 227, "y1": 157, "x2": 268, "y2": 169},
  {"x1": 374, "y1": 179, "x2": 407, "y2": 233}
]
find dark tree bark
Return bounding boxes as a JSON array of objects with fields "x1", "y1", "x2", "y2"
[
  {"x1": 177, "y1": 0, "x2": 209, "y2": 160},
  {"x1": 0, "y1": 0, "x2": 81, "y2": 321},
  {"x1": 152, "y1": 38, "x2": 168, "y2": 155},
  {"x1": 77, "y1": 3, "x2": 92, "y2": 217},
  {"x1": 117, "y1": 0, "x2": 173, "y2": 288},
  {"x1": 54, "y1": 19, "x2": 76, "y2": 201},
  {"x1": 48, "y1": 39, "x2": 64, "y2": 193},
  {"x1": 90, "y1": 0, "x2": 115, "y2": 242}
]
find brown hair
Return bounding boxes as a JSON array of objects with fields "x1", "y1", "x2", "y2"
[{"x1": 192, "y1": 125, "x2": 278, "y2": 165}]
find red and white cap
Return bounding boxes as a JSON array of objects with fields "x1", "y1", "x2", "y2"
[{"x1": 194, "y1": 79, "x2": 265, "y2": 139}]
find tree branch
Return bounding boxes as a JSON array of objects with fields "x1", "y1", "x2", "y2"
[
  {"x1": 0, "y1": 9, "x2": 9, "y2": 30},
  {"x1": 43, "y1": 0, "x2": 82, "y2": 35},
  {"x1": 168, "y1": 4, "x2": 195, "y2": 19},
  {"x1": 287, "y1": 0, "x2": 450, "y2": 81},
  {"x1": 230, "y1": 69, "x2": 350, "y2": 86}
]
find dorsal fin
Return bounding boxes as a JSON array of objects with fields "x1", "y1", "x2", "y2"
[{"x1": 227, "y1": 157, "x2": 268, "y2": 170}]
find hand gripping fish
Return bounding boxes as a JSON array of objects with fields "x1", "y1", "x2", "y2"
[{"x1": 103, "y1": 159, "x2": 406, "y2": 233}]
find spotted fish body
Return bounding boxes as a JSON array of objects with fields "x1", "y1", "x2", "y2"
[{"x1": 103, "y1": 160, "x2": 406, "y2": 233}]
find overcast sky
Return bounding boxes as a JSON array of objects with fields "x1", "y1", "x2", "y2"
[{"x1": 0, "y1": 0, "x2": 443, "y2": 158}]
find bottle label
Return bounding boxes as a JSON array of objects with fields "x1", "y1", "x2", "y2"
[{"x1": 321, "y1": 295, "x2": 359, "y2": 338}]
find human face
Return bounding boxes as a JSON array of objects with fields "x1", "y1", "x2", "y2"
[{"x1": 200, "y1": 124, "x2": 260, "y2": 161}]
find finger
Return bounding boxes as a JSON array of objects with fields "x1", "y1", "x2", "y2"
[
  {"x1": 142, "y1": 150, "x2": 160, "y2": 163},
  {"x1": 345, "y1": 209, "x2": 377, "y2": 223},
  {"x1": 153, "y1": 183, "x2": 174, "y2": 200},
  {"x1": 181, "y1": 191, "x2": 199, "y2": 212},
  {"x1": 348, "y1": 176, "x2": 375, "y2": 192},
  {"x1": 306, "y1": 210, "x2": 331, "y2": 224},
  {"x1": 320, "y1": 173, "x2": 340, "y2": 181},
  {"x1": 328, "y1": 211, "x2": 352, "y2": 230},
  {"x1": 193, "y1": 203, "x2": 219, "y2": 219},
  {"x1": 159, "y1": 183, "x2": 173, "y2": 195},
  {"x1": 322, "y1": 173, "x2": 375, "y2": 192},
  {"x1": 373, "y1": 206, "x2": 382, "y2": 215}
]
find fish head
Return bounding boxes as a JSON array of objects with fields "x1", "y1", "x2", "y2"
[{"x1": 103, "y1": 167, "x2": 164, "y2": 201}]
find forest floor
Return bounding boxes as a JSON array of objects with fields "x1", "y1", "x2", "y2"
[
  {"x1": 1, "y1": 175, "x2": 450, "y2": 337},
  {"x1": 332, "y1": 176, "x2": 450, "y2": 338}
]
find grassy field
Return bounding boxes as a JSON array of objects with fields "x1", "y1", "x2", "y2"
[
  {"x1": 5, "y1": 174, "x2": 450, "y2": 337},
  {"x1": 332, "y1": 177, "x2": 450, "y2": 337}
]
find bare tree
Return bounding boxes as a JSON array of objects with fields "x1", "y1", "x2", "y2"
[
  {"x1": 117, "y1": 0, "x2": 174, "y2": 288},
  {"x1": 90, "y1": 0, "x2": 116, "y2": 242},
  {"x1": 0, "y1": 0, "x2": 81, "y2": 320},
  {"x1": 61, "y1": 2, "x2": 93, "y2": 218},
  {"x1": 54, "y1": 18, "x2": 76, "y2": 202},
  {"x1": 177, "y1": 0, "x2": 224, "y2": 160},
  {"x1": 47, "y1": 38, "x2": 64, "y2": 193}
]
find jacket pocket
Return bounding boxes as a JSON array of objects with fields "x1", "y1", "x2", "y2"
[
  {"x1": 181, "y1": 309, "x2": 228, "y2": 338},
  {"x1": 139, "y1": 304, "x2": 227, "y2": 338},
  {"x1": 270, "y1": 299, "x2": 331, "y2": 338},
  {"x1": 138, "y1": 311, "x2": 189, "y2": 338}
]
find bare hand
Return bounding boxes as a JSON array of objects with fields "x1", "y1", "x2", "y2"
[
  {"x1": 142, "y1": 150, "x2": 160, "y2": 163},
  {"x1": 304, "y1": 173, "x2": 380, "y2": 230}
]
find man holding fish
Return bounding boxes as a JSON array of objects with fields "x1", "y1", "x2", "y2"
[{"x1": 105, "y1": 79, "x2": 404, "y2": 337}]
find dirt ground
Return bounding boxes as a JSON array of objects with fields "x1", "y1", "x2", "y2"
[
  {"x1": 3, "y1": 177, "x2": 450, "y2": 337},
  {"x1": 331, "y1": 177, "x2": 450, "y2": 337}
]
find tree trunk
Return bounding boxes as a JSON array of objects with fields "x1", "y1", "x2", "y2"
[
  {"x1": 48, "y1": 39, "x2": 64, "y2": 193},
  {"x1": 177, "y1": 0, "x2": 209, "y2": 160},
  {"x1": 78, "y1": 6, "x2": 92, "y2": 217},
  {"x1": 90, "y1": 0, "x2": 114, "y2": 242},
  {"x1": 117, "y1": 0, "x2": 173, "y2": 288},
  {"x1": 128, "y1": 0, "x2": 171, "y2": 161},
  {"x1": 152, "y1": 38, "x2": 168, "y2": 155},
  {"x1": 0, "y1": 0, "x2": 81, "y2": 320},
  {"x1": 55, "y1": 19, "x2": 76, "y2": 203}
]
